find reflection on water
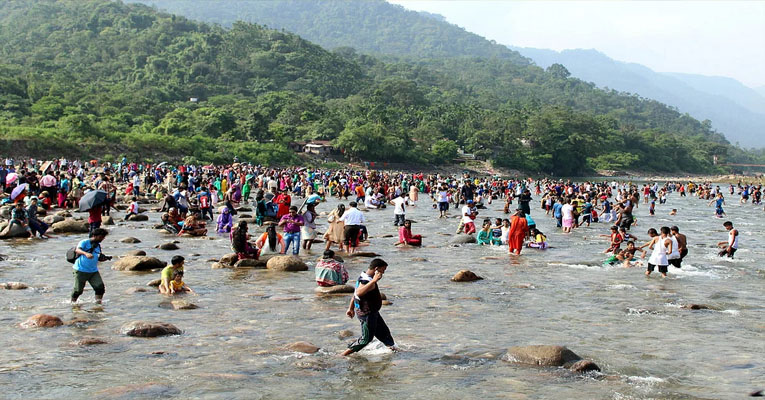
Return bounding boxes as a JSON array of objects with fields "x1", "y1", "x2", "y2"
[{"x1": 1, "y1": 192, "x2": 763, "y2": 399}]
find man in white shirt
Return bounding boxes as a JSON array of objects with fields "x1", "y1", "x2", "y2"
[{"x1": 339, "y1": 201, "x2": 366, "y2": 254}]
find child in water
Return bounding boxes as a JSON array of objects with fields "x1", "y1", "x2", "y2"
[
  {"x1": 603, "y1": 225, "x2": 623, "y2": 254},
  {"x1": 170, "y1": 271, "x2": 193, "y2": 294},
  {"x1": 526, "y1": 228, "x2": 548, "y2": 249}
]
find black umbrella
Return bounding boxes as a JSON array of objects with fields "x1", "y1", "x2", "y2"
[{"x1": 79, "y1": 190, "x2": 109, "y2": 212}]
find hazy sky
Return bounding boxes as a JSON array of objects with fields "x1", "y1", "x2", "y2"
[{"x1": 389, "y1": 1, "x2": 765, "y2": 88}]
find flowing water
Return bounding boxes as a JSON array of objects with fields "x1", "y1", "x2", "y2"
[{"x1": 1, "y1": 192, "x2": 763, "y2": 399}]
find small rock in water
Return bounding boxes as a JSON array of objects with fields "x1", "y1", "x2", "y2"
[
  {"x1": 146, "y1": 279, "x2": 162, "y2": 287},
  {"x1": 21, "y1": 314, "x2": 63, "y2": 328},
  {"x1": 219, "y1": 253, "x2": 238, "y2": 266},
  {"x1": 211, "y1": 262, "x2": 231, "y2": 270},
  {"x1": 451, "y1": 270, "x2": 483, "y2": 282},
  {"x1": 502, "y1": 345, "x2": 583, "y2": 367},
  {"x1": 124, "y1": 250, "x2": 147, "y2": 257},
  {"x1": 314, "y1": 285, "x2": 355, "y2": 295},
  {"x1": 449, "y1": 234, "x2": 477, "y2": 244},
  {"x1": 120, "y1": 237, "x2": 141, "y2": 243},
  {"x1": 75, "y1": 337, "x2": 108, "y2": 346},
  {"x1": 171, "y1": 300, "x2": 198, "y2": 310},
  {"x1": 410, "y1": 257, "x2": 428, "y2": 262},
  {"x1": 681, "y1": 304, "x2": 715, "y2": 310},
  {"x1": 121, "y1": 321, "x2": 181, "y2": 337},
  {"x1": 350, "y1": 251, "x2": 380, "y2": 258},
  {"x1": 234, "y1": 258, "x2": 266, "y2": 268},
  {"x1": 127, "y1": 214, "x2": 149, "y2": 221},
  {"x1": 286, "y1": 341, "x2": 320, "y2": 354},
  {"x1": 157, "y1": 242, "x2": 179, "y2": 250},
  {"x1": 382, "y1": 300, "x2": 393, "y2": 306},
  {"x1": 102, "y1": 216, "x2": 115, "y2": 225},
  {"x1": 113, "y1": 256, "x2": 165, "y2": 271},
  {"x1": 3, "y1": 282, "x2": 29, "y2": 290},
  {"x1": 569, "y1": 359, "x2": 601, "y2": 373},
  {"x1": 337, "y1": 330, "x2": 354, "y2": 339},
  {"x1": 266, "y1": 255, "x2": 308, "y2": 271}
]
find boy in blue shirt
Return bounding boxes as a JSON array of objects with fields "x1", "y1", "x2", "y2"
[{"x1": 71, "y1": 228, "x2": 111, "y2": 304}]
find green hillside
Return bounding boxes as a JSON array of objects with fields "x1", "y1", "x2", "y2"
[{"x1": 0, "y1": 0, "x2": 753, "y2": 174}]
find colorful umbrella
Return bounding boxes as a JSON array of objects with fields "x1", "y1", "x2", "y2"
[{"x1": 5, "y1": 173, "x2": 18, "y2": 185}]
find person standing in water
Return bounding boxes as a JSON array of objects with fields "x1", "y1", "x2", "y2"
[
  {"x1": 670, "y1": 226, "x2": 687, "y2": 268},
  {"x1": 342, "y1": 258, "x2": 396, "y2": 356},
  {"x1": 71, "y1": 228, "x2": 111, "y2": 304},
  {"x1": 717, "y1": 221, "x2": 738, "y2": 258},
  {"x1": 508, "y1": 209, "x2": 529, "y2": 255},
  {"x1": 640, "y1": 227, "x2": 672, "y2": 278}
]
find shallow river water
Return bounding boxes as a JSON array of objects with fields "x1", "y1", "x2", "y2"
[{"x1": 1, "y1": 190, "x2": 763, "y2": 399}]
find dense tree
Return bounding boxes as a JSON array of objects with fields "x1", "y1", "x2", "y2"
[{"x1": 0, "y1": 0, "x2": 755, "y2": 173}]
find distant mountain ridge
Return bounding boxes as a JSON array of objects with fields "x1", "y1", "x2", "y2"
[{"x1": 509, "y1": 46, "x2": 765, "y2": 147}]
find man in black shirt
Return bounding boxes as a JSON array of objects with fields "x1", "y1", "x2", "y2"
[{"x1": 342, "y1": 258, "x2": 396, "y2": 356}]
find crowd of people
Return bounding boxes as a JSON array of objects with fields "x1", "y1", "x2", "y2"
[{"x1": 0, "y1": 156, "x2": 752, "y2": 353}]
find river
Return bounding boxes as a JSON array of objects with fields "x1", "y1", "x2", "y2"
[{"x1": 1, "y1": 190, "x2": 763, "y2": 399}]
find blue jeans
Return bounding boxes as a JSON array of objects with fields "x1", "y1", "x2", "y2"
[{"x1": 284, "y1": 231, "x2": 301, "y2": 255}]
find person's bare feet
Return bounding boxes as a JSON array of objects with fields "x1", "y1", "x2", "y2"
[{"x1": 340, "y1": 349, "x2": 353, "y2": 357}]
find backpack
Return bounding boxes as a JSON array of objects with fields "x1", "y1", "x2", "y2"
[
  {"x1": 66, "y1": 242, "x2": 98, "y2": 264},
  {"x1": 265, "y1": 201, "x2": 278, "y2": 218}
]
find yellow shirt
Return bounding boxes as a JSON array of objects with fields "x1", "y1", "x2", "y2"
[{"x1": 170, "y1": 280, "x2": 186, "y2": 291}]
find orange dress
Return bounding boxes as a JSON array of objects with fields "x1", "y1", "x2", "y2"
[{"x1": 508, "y1": 215, "x2": 528, "y2": 255}]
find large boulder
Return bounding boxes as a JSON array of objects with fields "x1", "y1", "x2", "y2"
[
  {"x1": 120, "y1": 321, "x2": 181, "y2": 337},
  {"x1": 314, "y1": 285, "x2": 355, "y2": 295},
  {"x1": 112, "y1": 256, "x2": 165, "y2": 271},
  {"x1": 127, "y1": 214, "x2": 149, "y2": 222},
  {"x1": 451, "y1": 270, "x2": 483, "y2": 282},
  {"x1": 146, "y1": 278, "x2": 162, "y2": 287},
  {"x1": 21, "y1": 314, "x2": 63, "y2": 328},
  {"x1": 0, "y1": 222, "x2": 31, "y2": 239},
  {"x1": 120, "y1": 237, "x2": 141, "y2": 244},
  {"x1": 285, "y1": 341, "x2": 320, "y2": 354},
  {"x1": 503, "y1": 345, "x2": 583, "y2": 367},
  {"x1": 51, "y1": 219, "x2": 89, "y2": 234},
  {"x1": 450, "y1": 234, "x2": 477, "y2": 244},
  {"x1": 43, "y1": 215, "x2": 65, "y2": 225},
  {"x1": 55, "y1": 210, "x2": 72, "y2": 218},
  {"x1": 0, "y1": 205, "x2": 12, "y2": 219},
  {"x1": 266, "y1": 255, "x2": 308, "y2": 271}
]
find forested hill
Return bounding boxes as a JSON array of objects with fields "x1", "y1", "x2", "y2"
[
  {"x1": 0, "y1": 0, "x2": 754, "y2": 174},
  {"x1": 127, "y1": 0, "x2": 532, "y2": 64}
]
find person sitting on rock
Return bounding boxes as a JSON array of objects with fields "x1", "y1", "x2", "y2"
[
  {"x1": 315, "y1": 249, "x2": 349, "y2": 287},
  {"x1": 216, "y1": 207, "x2": 233, "y2": 233},
  {"x1": 170, "y1": 270, "x2": 193, "y2": 294},
  {"x1": 256, "y1": 223, "x2": 285, "y2": 255},
  {"x1": 178, "y1": 211, "x2": 207, "y2": 237},
  {"x1": 396, "y1": 220, "x2": 422, "y2": 246},
  {"x1": 161, "y1": 207, "x2": 182, "y2": 234},
  {"x1": 124, "y1": 196, "x2": 140, "y2": 221},
  {"x1": 230, "y1": 221, "x2": 258, "y2": 260}
]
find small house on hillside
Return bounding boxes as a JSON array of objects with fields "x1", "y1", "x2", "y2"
[{"x1": 289, "y1": 140, "x2": 335, "y2": 156}]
